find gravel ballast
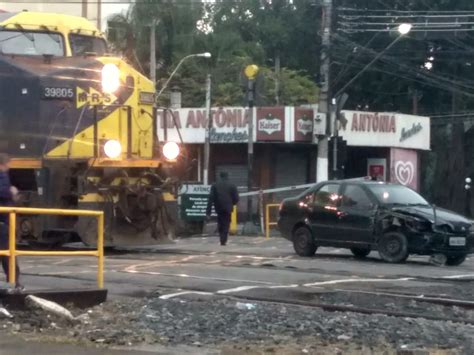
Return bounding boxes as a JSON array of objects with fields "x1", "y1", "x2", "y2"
[{"x1": 1, "y1": 293, "x2": 473, "y2": 354}]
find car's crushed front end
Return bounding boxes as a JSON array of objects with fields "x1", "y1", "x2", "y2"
[{"x1": 376, "y1": 206, "x2": 474, "y2": 257}]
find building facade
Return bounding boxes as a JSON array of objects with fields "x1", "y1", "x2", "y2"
[{"x1": 159, "y1": 107, "x2": 430, "y2": 214}]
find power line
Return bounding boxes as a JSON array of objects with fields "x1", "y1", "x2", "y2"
[
  {"x1": 339, "y1": 14, "x2": 474, "y2": 19},
  {"x1": 340, "y1": 21, "x2": 474, "y2": 26},
  {"x1": 340, "y1": 28, "x2": 474, "y2": 33},
  {"x1": 331, "y1": 35, "x2": 474, "y2": 98},
  {"x1": 338, "y1": 7, "x2": 474, "y2": 14}
]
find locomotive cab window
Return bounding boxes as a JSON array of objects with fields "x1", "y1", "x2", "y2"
[
  {"x1": 69, "y1": 34, "x2": 107, "y2": 56},
  {"x1": 0, "y1": 30, "x2": 64, "y2": 56}
]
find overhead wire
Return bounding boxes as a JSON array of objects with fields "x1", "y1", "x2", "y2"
[
  {"x1": 332, "y1": 32, "x2": 474, "y2": 96},
  {"x1": 338, "y1": 7, "x2": 474, "y2": 14},
  {"x1": 334, "y1": 0, "x2": 474, "y2": 124}
]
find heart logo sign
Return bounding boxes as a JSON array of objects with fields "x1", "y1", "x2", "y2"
[{"x1": 395, "y1": 161, "x2": 414, "y2": 186}]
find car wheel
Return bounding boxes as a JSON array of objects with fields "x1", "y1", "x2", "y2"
[
  {"x1": 377, "y1": 231, "x2": 409, "y2": 263},
  {"x1": 445, "y1": 254, "x2": 467, "y2": 266},
  {"x1": 350, "y1": 247, "x2": 371, "y2": 258},
  {"x1": 293, "y1": 226, "x2": 317, "y2": 257}
]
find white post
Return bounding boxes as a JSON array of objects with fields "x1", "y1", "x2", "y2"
[{"x1": 316, "y1": 0, "x2": 332, "y2": 182}]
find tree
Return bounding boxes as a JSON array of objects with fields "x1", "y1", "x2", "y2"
[{"x1": 107, "y1": 0, "x2": 320, "y2": 107}]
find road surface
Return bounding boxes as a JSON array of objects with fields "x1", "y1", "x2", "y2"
[{"x1": 11, "y1": 235, "x2": 474, "y2": 302}]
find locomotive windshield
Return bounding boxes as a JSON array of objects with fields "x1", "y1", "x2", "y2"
[
  {"x1": 0, "y1": 30, "x2": 64, "y2": 56},
  {"x1": 69, "y1": 34, "x2": 107, "y2": 56}
]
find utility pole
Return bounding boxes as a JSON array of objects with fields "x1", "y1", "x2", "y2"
[
  {"x1": 150, "y1": 20, "x2": 157, "y2": 85},
  {"x1": 203, "y1": 74, "x2": 212, "y2": 185},
  {"x1": 244, "y1": 65, "x2": 259, "y2": 225},
  {"x1": 274, "y1": 52, "x2": 280, "y2": 105},
  {"x1": 82, "y1": 0, "x2": 88, "y2": 19},
  {"x1": 316, "y1": 0, "x2": 332, "y2": 182},
  {"x1": 412, "y1": 89, "x2": 418, "y2": 115},
  {"x1": 97, "y1": 0, "x2": 102, "y2": 30}
]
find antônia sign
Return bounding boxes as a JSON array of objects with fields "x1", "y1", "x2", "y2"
[{"x1": 158, "y1": 107, "x2": 250, "y2": 144}]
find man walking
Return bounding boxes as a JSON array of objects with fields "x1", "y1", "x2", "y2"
[
  {"x1": 206, "y1": 171, "x2": 239, "y2": 246},
  {"x1": 0, "y1": 153, "x2": 21, "y2": 288}
]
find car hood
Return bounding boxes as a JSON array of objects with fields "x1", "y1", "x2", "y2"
[{"x1": 390, "y1": 205, "x2": 472, "y2": 233}]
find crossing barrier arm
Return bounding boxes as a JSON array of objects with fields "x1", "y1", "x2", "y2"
[
  {"x1": 240, "y1": 183, "x2": 315, "y2": 197},
  {"x1": 0, "y1": 207, "x2": 104, "y2": 289}
]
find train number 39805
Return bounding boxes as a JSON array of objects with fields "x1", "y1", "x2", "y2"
[{"x1": 42, "y1": 87, "x2": 75, "y2": 99}]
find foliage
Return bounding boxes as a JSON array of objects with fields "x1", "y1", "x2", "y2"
[{"x1": 106, "y1": 0, "x2": 320, "y2": 107}]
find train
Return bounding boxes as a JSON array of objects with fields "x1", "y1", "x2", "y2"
[{"x1": 0, "y1": 11, "x2": 183, "y2": 247}]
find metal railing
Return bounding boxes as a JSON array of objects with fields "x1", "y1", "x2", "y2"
[
  {"x1": 265, "y1": 204, "x2": 280, "y2": 239},
  {"x1": 0, "y1": 207, "x2": 104, "y2": 288}
]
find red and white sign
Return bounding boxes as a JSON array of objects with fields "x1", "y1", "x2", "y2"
[
  {"x1": 256, "y1": 107, "x2": 285, "y2": 141},
  {"x1": 157, "y1": 107, "x2": 250, "y2": 143},
  {"x1": 155, "y1": 107, "x2": 430, "y2": 149},
  {"x1": 390, "y1": 148, "x2": 418, "y2": 190},
  {"x1": 294, "y1": 108, "x2": 313, "y2": 142},
  {"x1": 367, "y1": 158, "x2": 387, "y2": 181}
]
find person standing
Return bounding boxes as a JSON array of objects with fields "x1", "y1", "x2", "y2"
[
  {"x1": 206, "y1": 171, "x2": 239, "y2": 246},
  {"x1": 0, "y1": 153, "x2": 21, "y2": 288}
]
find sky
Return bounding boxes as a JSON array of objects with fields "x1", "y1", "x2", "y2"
[{"x1": 0, "y1": 1, "x2": 131, "y2": 31}]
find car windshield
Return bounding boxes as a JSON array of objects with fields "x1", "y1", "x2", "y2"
[
  {"x1": 69, "y1": 34, "x2": 107, "y2": 56},
  {"x1": 0, "y1": 30, "x2": 64, "y2": 56},
  {"x1": 368, "y1": 184, "x2": 429, "y2": 206}
]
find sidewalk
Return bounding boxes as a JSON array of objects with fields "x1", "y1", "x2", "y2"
[{"x1": 0, "y1": 333, "x2": 152, "y2": 355}]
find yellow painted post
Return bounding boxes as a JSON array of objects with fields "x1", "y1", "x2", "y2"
[
  {"x1": 0, "y1": 207, "x2": 106, "y2": 289},
  {"x1": 265, "y1": 204, "x2": 270, "y2": 239},
  {"x1": 230, "y1": 206, "x2": 237, "y2": 235},
  {"x1": 8, "y1": 212, "x2": 16, "y2": 286},
  {"x1": 97, "y1": 212, "x2": 104, "y2": 288}
]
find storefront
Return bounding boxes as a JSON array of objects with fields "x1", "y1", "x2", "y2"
[
  {"x1": 157, "y1": 106, "x2": 318, "y2": 196},
  {"x1": 157, "y1": 107, "x2": 430, "y2": 202},
  {"x1": 339, "y1": 111, "x2": 430, "y2": 190}
]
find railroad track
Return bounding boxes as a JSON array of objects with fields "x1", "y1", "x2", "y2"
[{"x1": 153, "y1": 284, "x2": 474, "y2": 325}]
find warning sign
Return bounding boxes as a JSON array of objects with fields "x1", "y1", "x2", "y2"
[{"x1": 179, "y1": 184, "x2": 215, "y2": 221}]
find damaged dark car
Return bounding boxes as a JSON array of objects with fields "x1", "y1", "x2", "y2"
[{"x1": 278, "y1": 180, "x2": 474, "y2": 265}]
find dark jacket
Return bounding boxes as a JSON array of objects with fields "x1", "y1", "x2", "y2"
[
  {"x1": 207, "y1": 178, "x2": 239, "y2": 215},
  {"x1": 0, "y1": 171, "x2": 12, "y2": 224}
]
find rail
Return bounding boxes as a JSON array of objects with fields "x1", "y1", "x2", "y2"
[
  {"x1": 265, "y1": 204, "x2": 280, "y2": 239},
  {"x1": 0, "y1": 207, "x2": 104, "y2": 288}
]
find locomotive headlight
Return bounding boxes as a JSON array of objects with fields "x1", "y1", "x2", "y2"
[
  {"x1": 162, "y1": 142, "x2": 180, "y2": 161},
  {"x1": 101, "y1": 63, "x2": 120, "y2": 93},
  {"x1": 104, "y1": 139, "x2": 122, "y2": 159}
]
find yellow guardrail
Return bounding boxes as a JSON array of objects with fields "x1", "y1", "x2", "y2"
[
  {"x1": 265, "y1": 204, "x2": 280, "y2": 239},
  {"x1": 0, "y1": 207, "x2": 104, "y2": 288}
]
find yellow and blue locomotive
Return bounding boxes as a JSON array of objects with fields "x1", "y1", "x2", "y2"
[{"x1": 0, "y1": 11, "x2": 180, "y2": 246}]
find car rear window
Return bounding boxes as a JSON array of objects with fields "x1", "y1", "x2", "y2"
[{"x1": 369, "y1": 184, "x2": 428, "y2": 205}]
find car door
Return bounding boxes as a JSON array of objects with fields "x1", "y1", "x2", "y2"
[
  {"x1": 307, "y1": 183, "x2": 342, "y2": 242},
  {"x1": 337, "y1": 184, "x2": 377, "y2": 244}
]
